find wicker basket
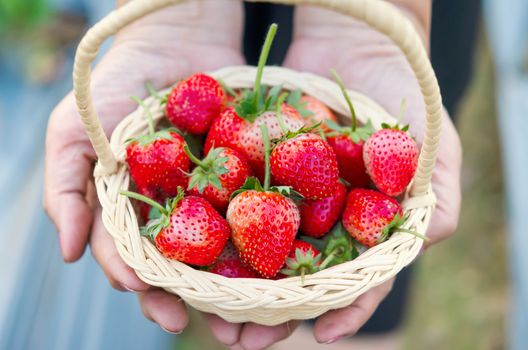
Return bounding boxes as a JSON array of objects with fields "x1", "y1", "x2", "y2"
[{"x1": 73, "y1": 0, "x2": 442, "y2": 326}]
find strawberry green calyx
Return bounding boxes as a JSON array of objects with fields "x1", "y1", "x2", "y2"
[
  {"x1": 306, "y1": 223, "x2": 359, "y2": 270},
  {"x1": 377, "y1": 213, "x2": 428, "y2": 244},
  {"x1": 184, "y1": 144, "x2": 229, "y2": 193},
  {"x1": 280, "y1": 248, "x2": 322, "y2": 283},
  {"x1": 218, "y1": 79, "x2": 238, "y2": 101},
  {"x1": 286, "y1": 89, "x2": 314, "y2": 118},
  {"x1": 380, "y1": 99, "x2": 412, "y2": 133},
  {"x1": 273, "y1": 92, "x2": 322, "y2": 143},
  {"x1": 325, "y1": 119, "x2": 373, "y2": 143},
  {"x1": 120, "y1": 188, "x2": 185, "y2": 239},
  {"x1": 235, "y1": 24, "x2": 279, "y2": 121}
]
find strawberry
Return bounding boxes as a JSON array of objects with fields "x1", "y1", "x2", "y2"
[
  {"x1": 205, "y1": 106, "x2": 303, "y2": 180},
  {"x1": 279, "y1": 240, "x2": 321, "y2": 281},
  {"x1": 325, "y1": 70, "x2": 373, "y2": 188},
  {"x1": 227, "y1": 180, "x2": 300, "y2": 278},
  {"x1": 342, "y1": 189, "x2": 426, "y2": 247},
  {"x1": 125, "y1": 96, "x2": 190, "y2": 219},
  {"x1": 226, "y1": 124, "x2": 301, "y2": 278},
  {"x1": 363, "y1": 125, "x2": 419, "y2": 197},
  {"x1": 165, "y1": 73, "x2": 226, "y2": 135},
  {"x1": 271, "y1": 130, "x2": 339, "y2": 200},
  {"x1": 122, "y1": 189, "x2": 230, "y2": 266},
  {"x1": 287, "y1": 91, "x2": 337, "y2": 131},
  {"x1": 185, "y1": 145, "x2": 252, "y2": 215},
  {"x1": 300, "y1": 181, "x2": 347, "y2": 238},
  {"x1": 204, "y1": 25, "x2": 304, "y2": 180},
  {"x1": 208, "y1": 241, "x2": 259, "y2": 278}
]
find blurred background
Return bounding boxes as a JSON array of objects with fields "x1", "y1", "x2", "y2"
[{"x1": 0, "y1": 0, "x2": 525, "y2": 349}]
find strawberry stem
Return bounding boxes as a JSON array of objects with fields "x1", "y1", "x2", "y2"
[
  {"x1": 260, "y1": 123, "x2": 271, "y2": 191},
  {"x1": 120, "y1": 190, "x2": 166, "y2": 215},
  {"x1": 395, "y1": 228, "x2": 429, "y2": 241},
  {"x1": 331, "y1": 69, "x2": 357, "y2": 132},
  {"x1": 275, "y1": 92, "x2": 289, "y2": 134},
  {"x1": 130, "y1": 95, "x2": 155, "y2": 136},
  {"x1": 318, "y1": 246, "x2": 344, "y2": 270},
  {"x1": 145, "y1": 82, "x2": 162, "y2": 100},
  {"x1": 183, "y1": 143, "x2": 206, "y2": 169},
  {"x1": 397, "y1": 98, "x2": 407, "y2": 124},
  {"x1": 254, "y1": 23, "x2": 278, "y2": 112}
]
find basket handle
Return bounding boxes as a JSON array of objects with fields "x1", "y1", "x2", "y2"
[{"x1": 73, "y1": 0, "x2": 442, "y2": 197}]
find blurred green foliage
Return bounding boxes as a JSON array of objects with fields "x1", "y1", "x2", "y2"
[{"x1": 0, "y1": 0, "x2": 50, "y2": 33}]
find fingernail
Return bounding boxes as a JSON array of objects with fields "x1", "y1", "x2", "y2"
[
  {"x1": 160, "y1": 326, "x2": 183, "y2": 335},
  {"x1": 122, "y1": 284, "x2": 138, "y2": 293},
  {"x1": 326, "y1": 336, "x2": 343, "y2": 344}
]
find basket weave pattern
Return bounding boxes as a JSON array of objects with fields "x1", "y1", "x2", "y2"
[{"x1": 73, "y1": 0, "x2": 442, "y2": 325}]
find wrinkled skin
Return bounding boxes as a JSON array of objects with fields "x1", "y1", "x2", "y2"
[{"x1": 44, "y1": 1, "x2": 461, "y2": 348}]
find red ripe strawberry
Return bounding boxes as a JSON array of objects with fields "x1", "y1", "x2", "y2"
[
  {"x1": 227, "y1": 186, "x2": 300, "y2": 278},
  {"x1": 226, "y1": 122, "x2": 301, "y2": 278},
  {"x1": 325, "y1": 70, "x2": 372, "y2": 188},
  {"x1": 126, "y1": 131, "x2": 189, "y2": 196},
  {"x1": 205, "y1": 105, "x2": 304, "y2": 181},
  {"x1": 122, "y1": 189, "x2": 230, "y2": 266},
  {"x1": 326, "y1": 134, "x2": 370, "y2": 188},
  {"x1": 279, "y1": 240, "x2": 321, "y2": 280},
  {"x1": 301, "y1": 96, "x2": 337, "y2": 131},
  {"x1": 363, "y1": 126, "x2": 419, "y2": 197},
  {"x1": 300, "y1": 181, "x2": 347, "y2": 238},
  {"x1": 342, "y1": 189, "x2": 404, "y2": 247},
  {"x1": 287, "y1": 90, "x2": 337, "y2": 131},
  {"x1": 271, "y1": 132, "x2": 339, "y2": 199},
  {"x1": 125, "y1": 97, "x2": 190, "y2": 219},
  {"x1": 165, "y1": 73, "x2": 226, "y2": 135},
  {"x1": 205, "y1": 24, "x2": 304, "y2": 180},
  {"x1": 208, "y1": 241, "x2": 259, "y2": 278},
  {"x1": 185, "y1": 145, "x2": 252, "y2": 215}
]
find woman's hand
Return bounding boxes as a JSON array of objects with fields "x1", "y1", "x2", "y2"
[
  {"x1": 280, "y1": 4, "x2": 461, "y2": 344},
  {"x1": 44, "y1": 0, "x2": 245, "y2": 333}
]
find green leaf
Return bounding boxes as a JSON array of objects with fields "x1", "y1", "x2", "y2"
[
  {"x1": 218, "y1": 78, "x2": 238, "y2": 98},
  {"x1": 287, "y1": 89, "x2": 302, "y2": 105},
  {"x1": 148, "y1": 207, "x2": 162, "y2": 220},
  {"x1": 324, "y1": 119, "x2": 343, "y2": 132},
  {"x1": 208, "y1": 174, "x2": 223, "y2": 191},
  {"x1": 300, "y1": 236, "x2": 326, "y2": 252},
  {"x1": 230, "y1": 177, "x2": 264, "y2": 200},
  {"x1": 269, "y1": 186, "x2": 304, "y2": 201},
  {"x1": 266, "y1": 85, "x2": 283, "y2": 109}
]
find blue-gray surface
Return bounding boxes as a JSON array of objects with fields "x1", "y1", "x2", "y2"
[
  {"x1": 484, "y1": 1, "x2": 528, "y2": 350},
  {"x1": 0, "y1": 1, "x2": 172, "y2": 349}
]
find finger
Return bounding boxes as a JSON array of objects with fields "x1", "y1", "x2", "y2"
[
  {"x1": 44, "y1": 96, "x2": 97, "y2": 262},
  {"x1": 202, "y1": 314, "x2": 243, "y2": 347},
  {"x1": 313, "y1": 279, "x2": 394, "y2": 344},
  {"x1": 89, "y1": 207, "x2": 150, "y2": 292},
  {"x1": 425, "y1": 114, "x2": 462, "y2": 247},
  {"x1": 239, "y1": 321, "x2": 300, "y2": 350},
  {"x1": 139, "y1": 289, "x2": 188, "y2": 334}
]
